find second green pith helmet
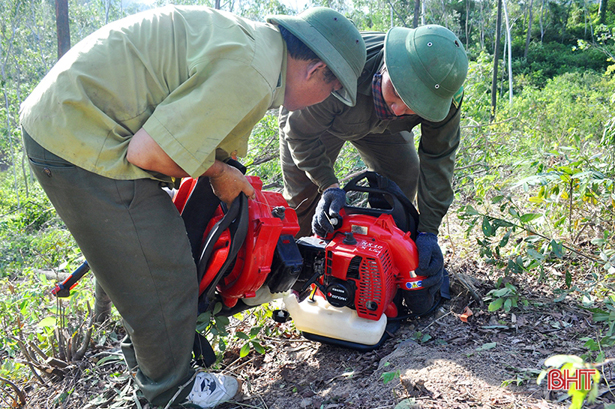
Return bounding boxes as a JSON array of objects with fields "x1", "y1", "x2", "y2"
[
  {"x1": 385, "y1": 25, "x2": 468, "y2": 122},
  {"x1": 267, "y1": 7, "x2": 366, "y2": 107}
]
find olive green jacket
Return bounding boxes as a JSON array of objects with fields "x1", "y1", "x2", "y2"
[{"x1": 280, "y1": 32, "x2": 462, "y2": 234}]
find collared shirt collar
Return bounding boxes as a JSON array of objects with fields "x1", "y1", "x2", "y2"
[
  {"x1": 371, "y1": 69, "x2": 398, "y2": 120},
  {"x1": 269, "y1": 41, "x2": 287, "y2": 109}
]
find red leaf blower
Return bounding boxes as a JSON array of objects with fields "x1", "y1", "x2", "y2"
[{"x1": 173, "y1": 171, "x2": 429, "y2": 351}]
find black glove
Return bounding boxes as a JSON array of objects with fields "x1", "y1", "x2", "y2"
[
  {"x1": 403, "y1": 268, "x2": 446, "y2": 316},
  {"x1": 415, "y1": 232, "x2": 444, "y2": 277},
  {"x1": 312, "y1": 187, "x2": 346, "y2": 237}
]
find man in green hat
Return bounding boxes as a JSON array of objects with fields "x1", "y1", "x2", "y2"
[
  {"x1": 279, "y1": 25, "x2": 468, "y2": 312},
  {"x1": 20, "y1": 5, "x2": 365, "y2": 408}
]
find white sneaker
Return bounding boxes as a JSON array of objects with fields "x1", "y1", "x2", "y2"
[{"x1": 186, "y1": 372, "x2": 240, "y2": 408}]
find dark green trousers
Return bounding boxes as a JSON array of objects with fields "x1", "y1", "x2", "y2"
[{"x1": 23, "y1": 131, "x2": 197, "y2": 406}]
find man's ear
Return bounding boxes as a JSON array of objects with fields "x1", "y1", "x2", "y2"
[{"x1": 306, "y1": 60, "x2": 327, "y2": 80}]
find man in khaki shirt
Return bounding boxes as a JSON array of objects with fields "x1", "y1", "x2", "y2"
[{"x1": 20, "y1": 6, "x2": 366, "y2": 408}]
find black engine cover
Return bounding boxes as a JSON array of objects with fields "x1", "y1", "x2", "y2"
[{"x1": 325, "y1": 280, "x2": 355, "y2": 308}]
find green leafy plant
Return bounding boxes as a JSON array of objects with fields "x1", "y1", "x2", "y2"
[
  {"x1": 0, "y1": 266, "x2": 99, "y2": 389},
  {"x1": 381, "y1": 362, "x2": 401, "y2": 385},
  {"x1": 196, "y1": 302, "x2": 275, "y2": 360},
  {"x1": 245, "y1": 113, "x2": 282, "y2": 186},
  {"x1": 580, "y1": 296, "x2": 615, "y2": 361},
  {"x1": 235, "y1": 326, "x2": 266, "y2": 358},
  {"x1": 411, "y1": 331, "x2": 432, "y2": 343},
  {"x1": 196, "y1": 303, "x2": 231, "y2": 355},
  {"x1": 458, "y1": 141, "x2": 614, "y2": 289},
  {"x1": 485, "y1": 281, "x2": 524, "y2": 312}
]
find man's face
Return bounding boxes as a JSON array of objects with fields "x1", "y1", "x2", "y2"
[
  {"x1": 381, "y1": 70, "x2": 415, "y2": 116},
  {"x1": 284, "y1": 63, "x2": 343, "y2": 111}
]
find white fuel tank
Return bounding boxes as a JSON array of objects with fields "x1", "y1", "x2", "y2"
[{"x1": 282, "y1": 293, "x2": 387, "y2": 346}]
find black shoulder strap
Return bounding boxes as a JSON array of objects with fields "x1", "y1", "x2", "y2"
[
  {"x1": 343, "y1": 171, "x2": 420, "y2": 241},
  {"x1": 180, "y1": 159, "x2": 247, "y2": 264},
  {"x1": 181, "y1": 177, "x2": 221, "y2": 264},
  {"x1": 193, "y1": 332, "x2": 217, "y2": 367}
]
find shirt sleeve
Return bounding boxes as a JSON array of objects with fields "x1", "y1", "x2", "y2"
[
  {"x1": 280, "y1": 95, "x2": 346, "y2": 191},
  {"x1": 416, "y1": 98, "x2": 462, "y2": 234},
  {"x1": 143, "y1": 59, "x2": 271, "y2": 178}
]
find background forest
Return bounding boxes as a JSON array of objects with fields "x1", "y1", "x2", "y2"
[{"x1": 0, "y1": 0, "x2": 614, "y2": 408}]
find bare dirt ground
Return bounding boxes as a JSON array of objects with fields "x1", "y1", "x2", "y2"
[
  {"x1": 17, "y1": 212, "x2": 615, "y2": 409},
  {"x1": 219, "y1": 259, "x2": 613, "y2": 409}
]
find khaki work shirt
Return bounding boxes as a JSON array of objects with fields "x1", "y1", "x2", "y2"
[
  {"x1": 281, "y1": 32, "x2": 462, "y2": 233},
  {"x1": 20, "y1": 6, "x2": 286, "y2": 182}
]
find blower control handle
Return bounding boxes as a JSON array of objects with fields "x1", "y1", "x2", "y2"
[
  {"x1": 52, "y1": 261, "x2": 91, "y2": 298},
  {"x1": 328, "y1": 213, "x2": 342, "y2": 228},
  {"x1": 313, "y1": 188, "x2": 345, "y2": 237}
]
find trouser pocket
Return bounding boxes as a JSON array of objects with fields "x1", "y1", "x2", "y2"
[{"x1": 22, "y1": 129, "x2": 76, "y2": 181}]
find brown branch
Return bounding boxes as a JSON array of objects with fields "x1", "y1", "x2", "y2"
[
  {"x1": 454, "y1": 272, "x2": 485, "y2": 307},
  {"x1": 74, "y1": 303, "x2": 94, "y2": 361},
  {"x1": 55, "y1": 299, "x2": 67, "y2": 362},
  {"x1": 593, "y1": 358, "x2": 615, "y2": 369},
  {"x1": 55, "y1": 327, "x2": 67, "y2": 362},
  {"x1": 0, "y1": 376, "x2": 27, "y2": 408},
  {"x1": 251, "y1": 153, "x2": 278, "y2": 167},
  {"x1": 12, "y1": 334, "x2": 46, "y2": 385},
  {"x1": 69, "y1": 330, "x2": 79, "y2": 362},
  {"x1": 28, "y1": 341, "x2": 48, "y2": 362},
  {"x1": 339, "y1": 169, "x2": 368, "y2": 184}
]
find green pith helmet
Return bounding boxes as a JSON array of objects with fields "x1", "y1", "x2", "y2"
[
  {"x1": 385, "y1": 25, "x2": 468, "y2": 122},
  {"x1": 267, "y1": 7, "x2": 366, "y2": 107}
]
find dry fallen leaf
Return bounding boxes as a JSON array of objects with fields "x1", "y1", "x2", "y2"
[{"x1": 459, "y1": 306, "x2": 473, "y2": 323}]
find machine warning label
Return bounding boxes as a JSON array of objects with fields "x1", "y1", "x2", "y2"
[
  {"x1": 351, "y1": 225, "x2": 368, "y2": 235},
  {"x1": 405, "y1": 281, "x2": 423, "y2": 289}
]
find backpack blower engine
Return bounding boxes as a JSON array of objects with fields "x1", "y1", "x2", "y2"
[
  {"x1": 52, "y1": 171, "x2": 433, "y2": 352},
  {"x1": 173, "y1": 171, "x2": 430, "y2": 351}
]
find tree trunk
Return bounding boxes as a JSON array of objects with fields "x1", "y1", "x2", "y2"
[
  {"x1": 1, "y1": 1, "x2": 23, "y2": 207},
  {"x1": 502, "y1": 0, "x2": 513, "y2": 105},
  {"x1": 104, "y1": 0, "x2": 110, "y2": 24},
  {"x1": 55, "y1": 0, "x2": 70, "y2": 59},
  {"x1": 480, "y1": 0, "x2": 484, "y2": 49},
  {"x1": 490, "y1": 0, "x2": 503, "y2": 122},
  {"x1": 600, "y1": 0, "x2": 607, "y2": 24},
  {"x1": 29, "y1": 7, "x2": 48, "y2": 72},
  {"x1": 465, "y1": 0, "x2": 470, "y2": 49},
  {"x1": 540, "y1": 0, "x2": 545, "y2": 42},
  {"x1": 414, "y1": 0, "x2": 420, "y2": 28},
  {"x1": 584, "y1": 0, "x2": 588, "y2": 38},
  {"x1": 502, "y1": 34, "x2": 507, "y2": 97},
  {"x1": 561, "y1": 0, "x2": 573, "y2": 43},
  {"x1": 215, "y1": 0, "x2": 221, "y2": 9},
  {"x1": 524, "y1": 0, "x2": 534, "y2": 58}
]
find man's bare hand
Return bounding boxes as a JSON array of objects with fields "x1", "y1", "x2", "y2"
[{"x1": 208, "y1": 163, "x2": 255, "y2": 206}]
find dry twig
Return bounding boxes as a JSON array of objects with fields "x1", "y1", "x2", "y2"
[{"x1": 0, "y1": 376, "x2": 27, "y2": 408}]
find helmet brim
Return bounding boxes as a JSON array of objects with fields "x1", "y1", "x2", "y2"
[
  {"x1": 384, "y1": 27, "x2": 452, "y2": 122},
  {"x1": 268, "y1": 15, "x2": 358, "y2": 107}
]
